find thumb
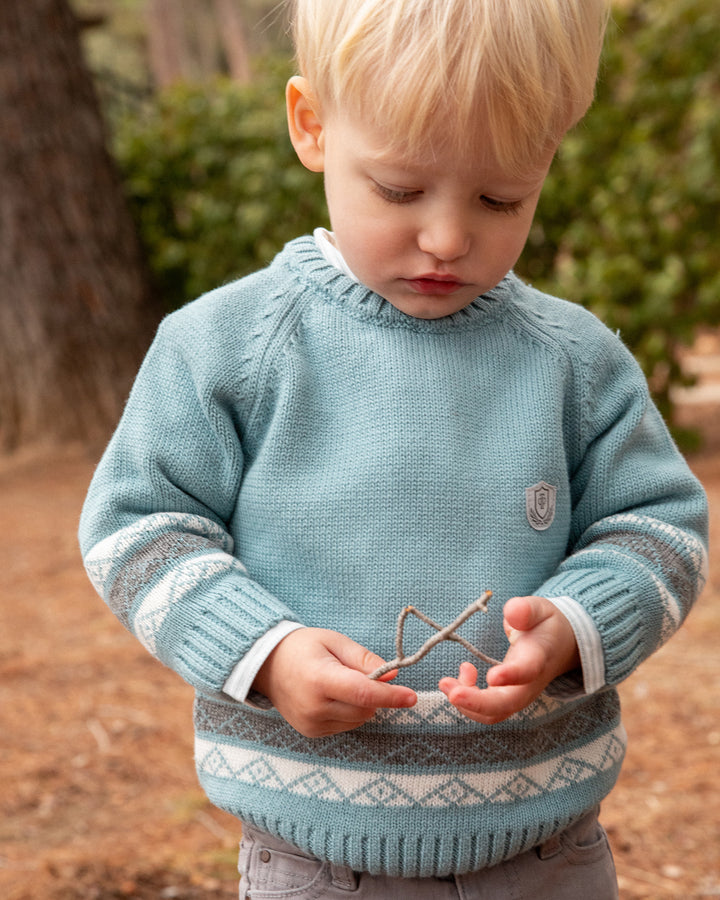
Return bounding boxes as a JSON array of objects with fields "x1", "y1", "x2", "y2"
[{"x1": 503, "y1": 596, "x2": 552, "y2": 638}]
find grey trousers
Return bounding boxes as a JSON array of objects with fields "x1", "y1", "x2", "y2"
[{"x1": 238, "y1": 807, "x2": 618, "y2": 899}]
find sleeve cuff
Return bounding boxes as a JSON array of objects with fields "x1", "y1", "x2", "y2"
[
  {"x1": 545, "y1": 595, "x2": 606, "y2": 698},
  {"x1": 223, "y1": 620, "x2": 306, "y2": 706}
]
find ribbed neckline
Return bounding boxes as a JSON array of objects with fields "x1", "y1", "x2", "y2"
[{"x1": 281, "y1": 235, "x2": 516, "y2": 334}]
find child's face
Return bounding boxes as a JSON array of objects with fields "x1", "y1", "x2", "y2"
[{"x1": 315, "y1": 110, "x2": 558, "y2": 319}]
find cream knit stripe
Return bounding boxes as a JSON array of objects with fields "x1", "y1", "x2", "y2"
[
  {"x1": 194, "y1": 724, "x2": 626, "y2": 808},
  {"x1": 132, "y1": 552, "x2": 247, "y2": 655},
  {"x1": 372, "y1": 687, "x2": 564, "y2": 725}
]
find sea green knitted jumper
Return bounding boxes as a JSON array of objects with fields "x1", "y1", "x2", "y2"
[{"x1": 79, "y1": 236, "x2": 707, "y2": 877}]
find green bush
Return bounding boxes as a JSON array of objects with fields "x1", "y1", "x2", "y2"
[
  {"x1": 114, "y1": 61, "x2": 327, "y2": 308},
  {"x1": 517, "y1": 0, "x2": 720, "y2": 434}
]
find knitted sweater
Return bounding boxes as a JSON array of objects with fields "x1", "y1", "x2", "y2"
[{"x1": 79, "y1": 236, "x2": 708, "y2": 878}]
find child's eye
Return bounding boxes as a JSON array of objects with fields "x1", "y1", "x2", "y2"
[
  {"x1": 480, "y1": 196, "x2": 523, "y2": 215},
  {"x1": 373, "y1": 182, "x2": 421, "y2": 204}
]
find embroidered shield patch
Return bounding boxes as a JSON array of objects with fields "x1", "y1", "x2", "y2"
[{"x1": 525, "y1": 481, "x2": 557, "y2": 531}]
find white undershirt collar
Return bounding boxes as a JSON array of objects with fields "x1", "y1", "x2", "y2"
[{"x1": 313, "y1": 228, "x2": 360, "y2": 283}]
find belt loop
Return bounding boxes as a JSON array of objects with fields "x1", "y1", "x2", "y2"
[
  {"x1": 536, "y1": 833, "x2": 563, "y2": 860},
  {"x1": 238, "y1": 828, "x2": 257, "y2": 876},
  {"x1": 330, "y1": 863, "x2": 358, "y2": 891}
]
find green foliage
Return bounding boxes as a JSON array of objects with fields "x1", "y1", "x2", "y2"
[
  {"x1": 517, "y1": 0, "x2": 720, "y2": 430},
  {"x1": 114, "y1": 61, "x2": 327, "y2": 307}
]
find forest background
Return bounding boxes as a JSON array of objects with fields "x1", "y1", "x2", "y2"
[
  {"x1": 1, "y1": 0, "x2": 719, "y2": 451},
  {"x1": 1, "y1": 1, "x2": 719, "y2": 898}
]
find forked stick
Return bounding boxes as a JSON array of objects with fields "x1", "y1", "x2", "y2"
[{"x1": 368, "y1": 591, "x2": 501, "y2": 680}]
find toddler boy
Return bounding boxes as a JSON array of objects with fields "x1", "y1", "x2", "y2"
[{"x1": 80, "y1": 1, "x2": 708, "y2": 897}]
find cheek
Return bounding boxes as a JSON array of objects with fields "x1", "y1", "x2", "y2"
[
  {"x1": 490, "y1": 216, "x2": 535, "y2": 267},
  {"x1": 335, "y1": 216, "x2": 399, "y2": 274}
]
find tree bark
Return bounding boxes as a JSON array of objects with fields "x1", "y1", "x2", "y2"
[
  {"x1": 145, "y1": 0, "x2": 192, "y2": 88},
  {"x1": 0, "y1": 0, "x2": 162, "y2": 452},
  {"x1": 146, "y1": 0, "x2": 252, "y2": 86},
  {"x1": 213, "y1": 0, "x2": 251, "y2": 83}
]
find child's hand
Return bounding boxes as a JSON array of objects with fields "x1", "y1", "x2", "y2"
[
  {"x1": 253, "y1": 628, "x2": 417, "y2": 738},
  {"x1": 438, "y1": 596, "x2": 581, "y2": 724}
]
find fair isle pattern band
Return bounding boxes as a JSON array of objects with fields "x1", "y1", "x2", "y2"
[
  {"x1": 83, "y1": 511, "x2": 236, "y2": 594},
  {"x1": 195, "y1": 689, "x2": 620, "y2": 769},
  {"x1": 83, "y1": 512, "x2": 240, "y2": 635},
  {"x1": 195, "y1": 724, "x2": 626, "y2": 809},
  {"x1": 131, "y1": 551, "x2": 247, "y2": 655},
  {"x1": 574, "y1": 512, "x2": 707, "y2": 641},
  {"x1": 582, "y1": 513, "x2": 707, "y2": 597}
]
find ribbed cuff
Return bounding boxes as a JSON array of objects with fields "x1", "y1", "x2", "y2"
[
  {"x1": 172, "y1": 579, "x2": 301, "y2": 692},
  {"x1": 537, "y1": 569, "x2": 641, "y2": 686}
]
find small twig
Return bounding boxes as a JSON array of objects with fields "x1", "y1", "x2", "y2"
[
  {"x1": 86, "y1": 717, "x2": 112, "y2": 753},
  {"x1": 368, "y1": 591, "x2": 501, "y2": 680}
]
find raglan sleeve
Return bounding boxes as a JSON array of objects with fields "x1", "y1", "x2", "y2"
[
  {"x1": 535, "y1": 327, "x2": 708, "y2": 689},
  {"x1": 78, "y1": 309, "x2": 301, "y2": 697}
]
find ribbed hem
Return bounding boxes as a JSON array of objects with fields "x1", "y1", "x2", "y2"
[{"x1": 200, "y1": 764, "x2": 624, "y2": 877}]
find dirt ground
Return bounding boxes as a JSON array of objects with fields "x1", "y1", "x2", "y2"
[{"x1": 1, "y1": 403, "x2": 719, "y2": 900}]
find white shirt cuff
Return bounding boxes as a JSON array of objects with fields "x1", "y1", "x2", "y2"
[
  {"x1": 546, "y1": 595, "x2": 606, "y2": 697},
  {"x1": 223, "y1": 620, "x2": 306, "y2": 704}
]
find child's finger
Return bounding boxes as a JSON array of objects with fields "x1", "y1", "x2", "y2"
[
  {"x1": 327, "y1": 664, "x2": 417, "y2": 710},
  {"x1": 458, "y1": 661, "x2": 478, "y2": 686},
  {"x1": 488, "y1": 633, "x2": 547, "y2": 687},
  {"x1": 439, "y1": 679, "x2": 535, "y2": 724}
]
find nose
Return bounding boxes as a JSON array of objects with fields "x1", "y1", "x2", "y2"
[{"x1": 417, "y1": 209, "x2": 472, "y2": 262}]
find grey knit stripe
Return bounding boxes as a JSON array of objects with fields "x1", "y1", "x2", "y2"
[
  {"x1": 110, "y1": 533, "x2": 222, "y2": 628},
  {"x1": 83, "y1": 512, "x2": 236, "y2": 629},
  {"x1": 195, "y1": 689, "x2": 619, "y2": 768}
]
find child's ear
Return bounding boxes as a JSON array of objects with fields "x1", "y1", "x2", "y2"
[{"x1": 286, "y1": 76, "x2": 325, "y2": 173}]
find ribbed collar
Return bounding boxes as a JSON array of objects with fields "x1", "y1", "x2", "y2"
[{"x1": 280, "y1": 236, "x2": 516, "y2": 334}]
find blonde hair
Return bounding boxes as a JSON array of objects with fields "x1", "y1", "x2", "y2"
[{"x1": 290, "y1": 0, "x2": 609, "y2": 173}]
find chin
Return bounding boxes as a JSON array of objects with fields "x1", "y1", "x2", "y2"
[{"x1": 389, "y1": 298, "x2": 472, "y2": 320}]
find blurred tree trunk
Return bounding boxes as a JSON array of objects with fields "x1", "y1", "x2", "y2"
[
  {"x1": 146, "y1": 0, "x2": 192, "y2": 88},
  {"x1": 0, "y1": 0, "x2": 162, "y2": 452},
  {"x1": 213, "y1": 0, "x2": 251, "y2": 83},
  {"x1": 146, "y1": 0, "x2": 251, "y2": 88}
]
